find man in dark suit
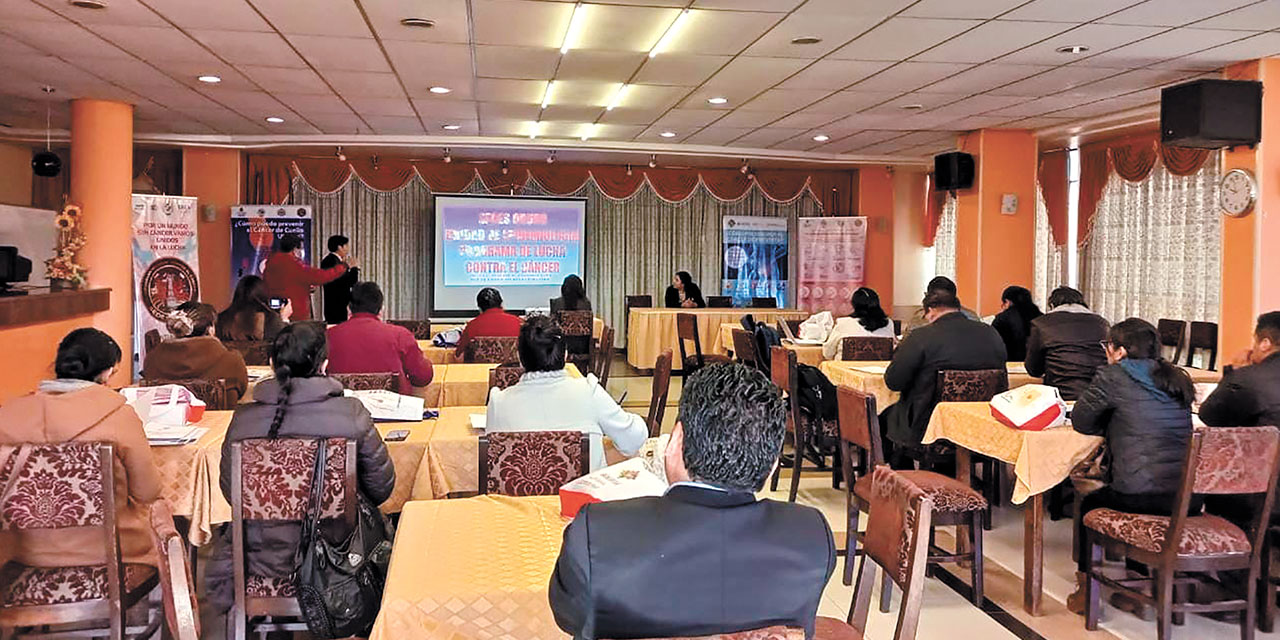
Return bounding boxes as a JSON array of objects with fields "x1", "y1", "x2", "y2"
[
  {"x1": 320, "y1": 234, "x2": 360, "y2": 325},
  {"x1": 882, "y1": 290, "x2": 1007, "y2": 460},
  {"x1": 549, "y1": 362, "x2": 835, "y2": 640}
]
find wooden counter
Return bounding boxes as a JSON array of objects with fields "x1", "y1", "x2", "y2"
[{"x1": 0, "y1": 288, "x2": 110, "y2": 327}]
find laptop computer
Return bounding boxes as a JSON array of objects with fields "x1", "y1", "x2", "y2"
[{"x1": 778, "y1": 319, "x2": 823, "y2": 345}]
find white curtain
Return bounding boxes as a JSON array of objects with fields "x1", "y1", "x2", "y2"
[
  {"x1": 1083, "y1": 156, "x2": 1221, "y2": 324},
  {"x1": 1032, "y1": 186, "x2": 1066, "y2": 310},
  {"x1": 933, "y1": 194, "x2": 957, "y2": 281}
]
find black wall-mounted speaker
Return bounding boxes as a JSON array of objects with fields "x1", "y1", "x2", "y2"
[
  {"x1": 934, "y1": 151, "x2": 974, "y2": 191},
  {"x1": 1161, "y1": 79, "x2": 1262, "y2": 149}
]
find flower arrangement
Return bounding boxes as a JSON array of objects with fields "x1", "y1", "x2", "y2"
[{"x1": 46, "y1": 203, "x2": 88, "y2": 288}]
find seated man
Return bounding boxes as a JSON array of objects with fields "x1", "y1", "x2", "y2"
[
  {"x1": 900, "y1": 276, "x2": 980, "y2": 337},
  {"x1": 327, "y1": 281, "x2": 433, "y2": 394},
  {"x1": 455, "y1": 287, "x2": 524, "y2": 358},
  {"x1": 1025, "y1": 286, "x2": 1110, "y2": 400},
  {"x1": 549, "y1": 362, "x2": 835, "y2": 639},
  {"x1": 882, "y1": 290, "x2": 1007, "y2": 463}
]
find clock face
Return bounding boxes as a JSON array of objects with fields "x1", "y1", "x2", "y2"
[{"x1": 1220, "y1": 169, "x2": 1256, "y2": 217}]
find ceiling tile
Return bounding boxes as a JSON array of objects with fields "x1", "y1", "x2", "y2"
[
  {"x1": 144, "y1": 0, "x2": 272, "y2": 31},
  {"x1": 323, "y1": 71, "x2": 404, "y2": 98},
  {"x1": 1064, "y1": 68, "x2": 1199, "y2": 97},
  {"x1": 920, "y1": 63, "x2": 1053, "y2": 94},
  {"x1": 598, "y1": 106, "x2": 667, "y2": 125},
  {"x1": 983, "y1": 94, "x2": 1096, "y2": 117},
  {"x1": 792, "y1": 0, "x2": 916, "y2": 19},
  {"x1": 942, "y1": 115, "x2": 1013, "y2": 130},
  {"x1": 1099, "y1": 0, "x2": 1258, "y2": 27},
  {"x1": 479, "y1": 101, "x2": 542, "y2": 121},
  {"x1": 771, "y1": 111, "x2": 842, "y2": 129},
  {"x1": 476, "y1": 78, "x2": 548, "y2": 103},
  {"x1": 31, "y1": 0, "x2": 167, "y2": 26},
  {"x1": 1150, "y1": 32, "x2": 1280, "y2": 69},
  {"x1": 735, "y1": 127, "x2": 809, "y2": 147},
  {"x1": 93, "y1": 25, "x2": 221, "y2": 65},
  {"x1": 410, "y1": 99, "x2": 480, "y2": 119},
  {"x1": 545, "y1": 80, "x2": 616, "y2": 106},
  {"x1": 473, "y1": 0, "x2": 573, "y2": 48},
  {"x1": 239, "y1": 66, "x2": 332, "y2": 95},
  {"x1": 1194, "y1": 2, "x2": 1280, "y2": 30},
  {"x1": 555, "y1": 50, "x2": 648, "y2": 82},
  {"x1": 1007, "y1": 115, "x2": 1077, "y2": 129},
  {"x1": 773, "y1": 134, "x2": 828, "y2": 151},
  {"x1": 573, "y1": 4, "x2": 681, "y2": 52},
  {"x1": 252, "y1": 0, "x2": 372, "y2": 37},
  {"x1": 806, "y1": 91, "x2": 903, "y2": 114},
  {"x1": 649, "y1": 109, "x2": 724, "y2": 128},
  {"x1": 362, "y1": 115, "x2": 426, "y2": 134},
  {"x1": 138, "y1": 87, "x2": 223, "y2": 110},
  {"x1": 429, "y1": 118, "x2": 478, "y2": 134},
  {"x1": 1, "y1": 21, "x2": 130, "y2": 60},
  {"x1": 901, "y1": 0, "x2": 1033, "y2": 19},
  {"x1": 474, "y1": 46, "x2": 560, "y2": 79},
  {"x1": 0, "y1": 1, "x2": 61, "y2": 22},
  {"x1": 691, "y1": 0, "x2": 802, "y2": 10},
  {"x1": 211, "y1": 89, "x2": 286, "y2": 113},
  {"x1": 933, "y1": 93, "x2": 1034, "y2": 116},
  {"x1": 71, "y1": 57, "x2": 185, "y2": 90},
  {"x1": 383, "y1": 41, "x2": 473, "y2": 82},
  {"x1": 684, "y1": 126, "x2": 755, "y2": 145},
  {"x1": 995, "y1": 23, "x2": 1167, "y2": 66},
  {"x1": 304, "y1": 112, "x2": 370, "y2": 133},
  {"x1": 702, "y1": 57, "x2": 809, "y2": 96},
  {"x1": 365, "y1": 0, "x2": 470, "y2": 44},
  {"x1": 829, "y1": 18, "x2": 983, "y2": 61},
  {"x1": 632, "y1": 54, "x2": 729, "y2": 86},
  {"x1": 664, "y1": 10, "x2": 781, "y2": 56},
  {"x1": 777, "y1": 59, "x2": 894, "y2": 90},
  {"x1": 485, "y1": 118, "x2": 537, "y2": 137},
  {"x1": 851, "y1": 62, "x2": 973, "y2": 93},
  {"x1": 999, "y1": 0, "x2": 1138, "y2": 22},
  {"x1": 614, "y1": 84, "x2": 686, "y2": 112},
  {"x1": 593, "y1": 123, "x2": 646, "y2": 140},
  {"x1": 741, "y1": 88, "x2": 829, "y2": 111},
  {"x1": 187, "y1": 30, "x2": 306, "y2": 68},
  {"x1": 987, "y1": 65, "x2": 1123, "y2": 97},
  {"x1": 741, "y1": 14, "x2": 882, "y2": 59},
  {"x1": 346, "y1": 97, "x2": 418, "y2": 118},
  {"x1": 278, "y1": 93, "x2": 352, "y2": 117},
  {"x1": 1079, "y1": 28, "x2": 1256, "y2": 68},
  {"x1": 710, "y1": 110, "x2": 789, "y2": 128},
  {"x1": 288, "y1": 35, "x2": 391, "y2": 73},
  {"x1": 541, "y1": 104, "x2": 608, "y2": 121},
  {"x1": 829, "y1": 130, "x2": 915, "y2": 153},
  {"x1": 914, "y1": 21, "x2": 1073, "y2": 64}
]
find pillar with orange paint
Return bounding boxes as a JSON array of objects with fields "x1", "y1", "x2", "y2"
[{"x1": 857, "y1": 165, "x2": 895, "y2": 307}]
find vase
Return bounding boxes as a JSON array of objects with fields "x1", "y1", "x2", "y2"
[{"x1": 50, "y1": 278, "x2": 75, "y2": 292}]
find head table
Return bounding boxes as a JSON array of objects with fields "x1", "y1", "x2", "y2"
[
  {"x1": 626, "y1": 307, "x2": 810, "y2": 369},
  {"x1": 417, "y1": 316, "x2": 604, "y2": 365}
]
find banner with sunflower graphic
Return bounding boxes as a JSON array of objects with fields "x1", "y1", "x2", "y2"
[{"x1": 131, "y1": 194, "x2": 200, "y2": 371}]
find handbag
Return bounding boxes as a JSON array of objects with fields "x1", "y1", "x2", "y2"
[{"x1": 294, "y1": 439, "x2": 394, "y2": 639}]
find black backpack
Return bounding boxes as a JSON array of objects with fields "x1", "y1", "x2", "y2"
[
  {"x1": 795, "y1": 363, "x2": 837, "y2": 423},
  {"x1": 740, "y1": 315, "x2": 781, "y2": 374}
]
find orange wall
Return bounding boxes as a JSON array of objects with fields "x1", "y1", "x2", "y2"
[
  {"x1": 0, "y1": 141, "x2": 33, "y2": 206},
  {"x1": 0, "y1": 316, "x2": 94, "y2": 403},
  {"x1": 857, "y1": 166, "x2": 895, "y2": 307},
  {"x1": 182, "y1": 147, "x2": 241, "y2": 309}
]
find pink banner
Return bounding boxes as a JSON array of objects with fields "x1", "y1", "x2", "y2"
[{"x1": 796, "y1": 217, "x2": 866, "y2": 314}]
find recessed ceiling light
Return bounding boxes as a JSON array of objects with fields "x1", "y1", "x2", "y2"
[
  {"x1": 428, "y1": 86, "x2": 451, "y2": 94},
  {"x1": 707, "y1": 96, "x2": 728, "y2": 105},
  {"x1": 265, "y1": 116, "x2": 284, "y2": 123},
  {"x1": 399, "y1": 17, "x2": 435, "y2": 28},
  {"x1": 812, "y1": 134, "x2": 830, "y2": 142},
  {"x1": 1056, "y1": 45, "x2": 1089, "y2": 54},
  {"x1": 442, "y1": 124, "x2": 461, "y2": 130},
  {"x1": 790, "y1": 36, "x2": 823, "y2": 45},
  {"x1": 901, "y1": 104, "x2": 925, "y2": 111},
  {"x1": 649, "y1": 9, "x2": 691, "y2": 58},
  {"x1": 659, "y1": 131, "x2": 677, "y2": 138},
  {"x1": 560, "y1": 2, "x2": 588, "y2": 54},
  {"x1": 69, "y1": 0, "x2": 107, "y2": 9},
  {"x1": 197, "y1": 75, "x2": 221, "y2": 84}
]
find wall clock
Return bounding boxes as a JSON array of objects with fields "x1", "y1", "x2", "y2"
[{"x1": 1219, "y1": 168, "x2": 1257, "y2": 218}]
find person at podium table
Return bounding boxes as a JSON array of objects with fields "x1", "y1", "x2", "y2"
[{"x1": 665, "y1": 271, "x2": 706, "y2": 309}]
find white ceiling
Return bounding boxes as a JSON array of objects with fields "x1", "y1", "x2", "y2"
[{"x1": 1, "y1": 0, "x2": 1278, "y2": 161}]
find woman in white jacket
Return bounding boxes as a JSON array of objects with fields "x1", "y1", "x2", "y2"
[
  {"x1": 822, "y1": 287, "x2": 897, "y2": 360},
  {"x1": 487, "y1": 315, "x2": 648, "y2": 470}
]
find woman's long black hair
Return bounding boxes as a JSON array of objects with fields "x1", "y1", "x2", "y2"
[
  {"x1": 267, "y1": 321, "x2": 328, "y2": 438},
  {"x1": 1109, "y1": 318, "x2": 1195, "y2": 408},
  {"x1": 561, "y1": 274, "x2": 586, "y2": 309},
  {"x1": 1002, "y1": 286, "x2": 1043, "y2": 326},
  {"x1": 674, "y1": 271, "x2": 705, "y2": 307},
  {"x1": 850, "y1": 287, "x2": 890, "y2": 332}
]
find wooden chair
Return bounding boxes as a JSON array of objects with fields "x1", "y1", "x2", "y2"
[
  {"x1": 1260, "y1": 524, "x2": 1280, "y2": 632},
  {"x1": 1084, "y1": 427, "x2": 1280, "y2": 640},
  {"x1": 706, "y1": 296, "x2": 733, "y2": 308},
  {"x1": 222, "y1": 339, "x2": 271, "y2": 366},
  {"x1": 647, "y1": 349, "x2": 674, "y2": 438},
  {"x1": 229, "y1": 438, "x2": 356, "y2": 640},
  {"x1": 140, "y1": 376, "x2": 237, "y2": 409},
  {"x1": 147, "y1": 501, "x2": 199, "y2": 640},
  {"x1": 676, "y1": 313, "x2": 731, "y2": 376},
  {"x1": 835, "y1": 386, "x2": 986, "y2": 609},
  {"x1": 1157, "y1": 319, "x2": 1188, "y2": 366},
  {"x1": 1185, "y1": 320, "x2": 1219, "y2": 370},
  {"x1": 488, "y1": 363, "x2": 525, "y2": 397},
  {"x1": 478, "y1": 431, "x2": 590, "y2": 496},
  {"x1": 606, "y1": 626, "x2": 804, "y2": 639},
  {"x1": 814, "y1": 467, "x2": 934, "y2": 640},
  {"x1": 840, "y1": 336, "x2": 894, "y2": 361},
  {"x1": 624, "y1": 294, "x2": 652, "y2": 338},
  {"x1": 330, "y1": 371, "x2": 398, "y2": 391},
  {"x1": 936, "y1": 369, "x2": 1009, "y2": 531},
  {"x1": 387, "y1": 319, "x2": 432, "y2": 340},
  {"x1": 731, "y1": 328, "x2": 758, "y2": 367},
  {"x1": 769, "y1": 346, "x2": 839, "y2": 502},
  {"x1": 556, "y1": 310, "x2": 595, "y2": 376},
  {"x1": 893, "y1": 319, "x2": 903, "y2": 336},
  {"x1": 0, "y1": 442, "x2": 161, "y2": 640},
  {"x1": 144, "y1": 328, "x2": 163, "y2": 352},
  {"x1": 466, "y1": 336, "x2": 519, "y2": 363},
  {"x1": 751, "y1": 297, "x2": 778, "y2": 309},
  {"x1": 593, "y1": 324, "x2": 615, "y2": 388}
]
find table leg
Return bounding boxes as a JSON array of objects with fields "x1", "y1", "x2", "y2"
[
  {"x1": 1024, "y1": 493, "x2": 1044, "y2": 615},
  {"x1": 955, "y1": 447, "x2": 971, "y2": 559}
]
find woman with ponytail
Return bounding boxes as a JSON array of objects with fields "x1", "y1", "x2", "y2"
[
  {"x1": 206, "y1": 321, "x2": 395, "y2": 613},
  {"x1": 1064, "y1": 317, "x2": 1196, "y2": 615}
]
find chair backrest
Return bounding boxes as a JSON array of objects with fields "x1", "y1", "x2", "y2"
[
  {"x1": 607, "y1": 627, "x2": 805, "y2": 640},
  {"x1": 466, "y1": 336, "x2": 520, "y2": 363},
  {"x1": 330, "y1": 372, "x2": 398, "y2": 392},
  {"x1": 1156, "y1": 318, "x2": 1187, "y2": 364},
  {"x1": 1186, "y1": 320, "x2": 1219, "y2": 370},
  {"x1": 140, "y1": 377, "x2": 235, "y2": 410},
  {"x1": 706, "y1": 296, "x2": 733, "y2": 308},
  {"x1": 231, "y1": 438, "x2": 354, "y2": 523},
  {"x1": 732, "y1": 328, "x2": 757, "y2": 366},
  {"x1": 836, "y1": 386, "x2": 885, "y2": 467},
  {"x1": 147, "y1": 501, "x2": 200, "y2": 640},
  {"x1": 555, "y1": 310, "x2": 594, "y2": 338},
  {"x1": 675, "y1": 313, "x2": 706, "y2": 369},
  {"x1": 478, "y1": 431, "x2": 589, "y2": 496},
  {"x1": 770, "y1": 347, "x2": 807, "y2": 442},
  {"x1": 841, "y1": 336, "x2": 894, "y2": 361},
  {"x1": 850, "y1": 467, "x2": 933, "y2": 640},
  {"x1": 387, "y1": 319, "x2": 432, "y2": 340},
  {"x1": 648, "y1": 349, "x2": 674, "y2": 437},
  {"x1": 489, "y1": 363, "x2": 525, "y2": 392},
  {"x1": 750, "y1": 297, "x2": 778, "y2": 309},
  {"x1": 594, "y1": 325, "x2": 615, "y2": 387},
  {"x1": 936, "y1": 369, "x2": 1009, "y2": 402},
  {"x1": 145, "y1": 329, "x2": 163, "y2": 352},
  {"x1": 223, "y1": 339, "x2": 271, "y2": 366},
  {"x1": 625, "y1": 294, "x2": 652, "y2": 311},
  {"x1": 893, "y1": 319, "x2": 903, "y2": 335}
]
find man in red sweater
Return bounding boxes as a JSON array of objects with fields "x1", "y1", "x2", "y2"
[
  {"x1": 262, "y1": 234, "x2": 352, "y2": 321},
  {"x1": 327, "y1": 281, "x2": 433, "y2": 394},
  {"x1": 455, "y1": 287, "x2": 524, "y2": 358}
]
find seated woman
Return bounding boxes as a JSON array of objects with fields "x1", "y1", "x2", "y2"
[
  {"x1": 216, "y1": 274, "x2": 291, "y2": 342},
  {"x1": 1065, "y1": 317, "x2": 1196, "y2": 614},
  {"x1": 205, "y1": 321, "x2": 395, "y2": 613},
  {"x1": 664, "y1": 271, "x2": 706, "y2": 309},
  {"x1": 822, "y1": 287, "x2": 896, "y2": 360},
  {"x1": 550, "y1": 274, "x2": 592, "y2": 313},
  {"x1": 143, "y1": 301, "x2": 249, "y2": 404},
  {"x1": 992, "y1": 285, "x2": 1043, "y2": 361},
  {"x1": 487, "y1": 315, "x2": 648, "y2": 470},
  {"x1": 0, "y1": 328, "x2": 162, "y2": 567}
]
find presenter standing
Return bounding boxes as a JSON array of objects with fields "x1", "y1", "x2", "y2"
[
  {"x1": 262, "y1": 234, "x2": 353, "y2": 321},
  {"x1": 320, "y1": 234, "x2": 360, "y2": 325}
]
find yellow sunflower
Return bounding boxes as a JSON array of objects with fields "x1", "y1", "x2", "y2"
[
  {"x1": 62, "y1": 204, "x2": 82, "y2": 219},
  {"x1": 55, "y1": 213, "x2": 74, "y2": 229}
]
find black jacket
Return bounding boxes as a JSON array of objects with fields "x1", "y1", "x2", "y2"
[
  {"x1": 882, "y1": 311, "x2": 1007, "y2": 446},
  {"x1": 992, "y1": 307, "x2": 1033, "y2": 361},
  {"x1": 1024, "y1": 307, "x2": 1110, "y2": 401},
  {"x1": 665, "y1": 284, "x2": 706, "y2": 308},
  {"x1": 549, "y1": 484, "x2": 834, "y2": 640},
  {"x1": 1200, "y1": 353, "x2": 1280, "y2": 428},
  {"x1": 1072, "y1": 361, "x2": 1193, "y2": 496},
  {"x1": 320, "y1": 252, "x2": 359, "y2": 325}
]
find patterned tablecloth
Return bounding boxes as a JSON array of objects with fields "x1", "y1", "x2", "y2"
[
  {"x1": 369, "y1": 495, "x2": 569, "y2": 640},
  {"x1": 437, "y1": 364, "x2": 582, "y2": 407},
  {"x1": 818, "y1": 361, "x2": 1041, "y2": 411},
  {"x1": 626, "y1": 308, "x2": 810, "y2": 369},
  {"x1": 419, "y1": 318, "x2": 604, "y2": 365},
  {"x1": 922, "y1": 402, "x2": 1103, "y2": 503},
  {"x1": 718, "y1": 324, "x2": 825, "y2": 366}
]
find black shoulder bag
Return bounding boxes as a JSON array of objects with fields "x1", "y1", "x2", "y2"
[{"x1": 294, "y1": 439, "x2": 395, "y2": 639}]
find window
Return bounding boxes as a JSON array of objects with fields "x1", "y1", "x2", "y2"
[{"x1": 933, "y1": 194, "x2": 957, "y2": 281}]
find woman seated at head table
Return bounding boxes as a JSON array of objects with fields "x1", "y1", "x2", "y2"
[
  {"x1": 144, "y1": 300, "x2": 249, "y2": 403},
  {"x1": 822, "y1": 286, "x2": 896, "y2": 360},
  {"x1": 486, "y1": 315, "x2": 648, "y2": 471},
  {"x1": 204, "y1": 321, "x2": 396, "y2": 613},
  {"x1": 664, "y1": 270, "x2": 706, "y2": 309},
  {"x1": 1065, "y1": 317, "x2": 1197, "y2": 615},
  {"x1": 0, "y1": 328, "x2": 163, "y2": 567}
]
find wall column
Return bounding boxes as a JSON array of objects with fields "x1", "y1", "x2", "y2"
[
  {"x1": 857, "y1": 166, "x2": 895, "y2": 307},
  {"x1": 70, "y1": 98, "x2": 133, "y2": 383},
  {"x1": 183, "y1": 147, "x2": 241, "y2": 309},
  {"x1": 953, "y1": 129, "x2": 1037, "y2": 316}
]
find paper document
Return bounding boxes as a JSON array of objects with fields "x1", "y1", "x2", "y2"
[
  {"x1": 785, "y1": 338, "x2": 824, "y2": 346},
  {"x1": 470, "y1": 414, "x2": 487, "y2": 431},
  {"x1": 344, "y1": 389, "x2": 426, "y2": 422},
  {"x1": 146, "y1": 425, "x2": 207, "y2": 446}
]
